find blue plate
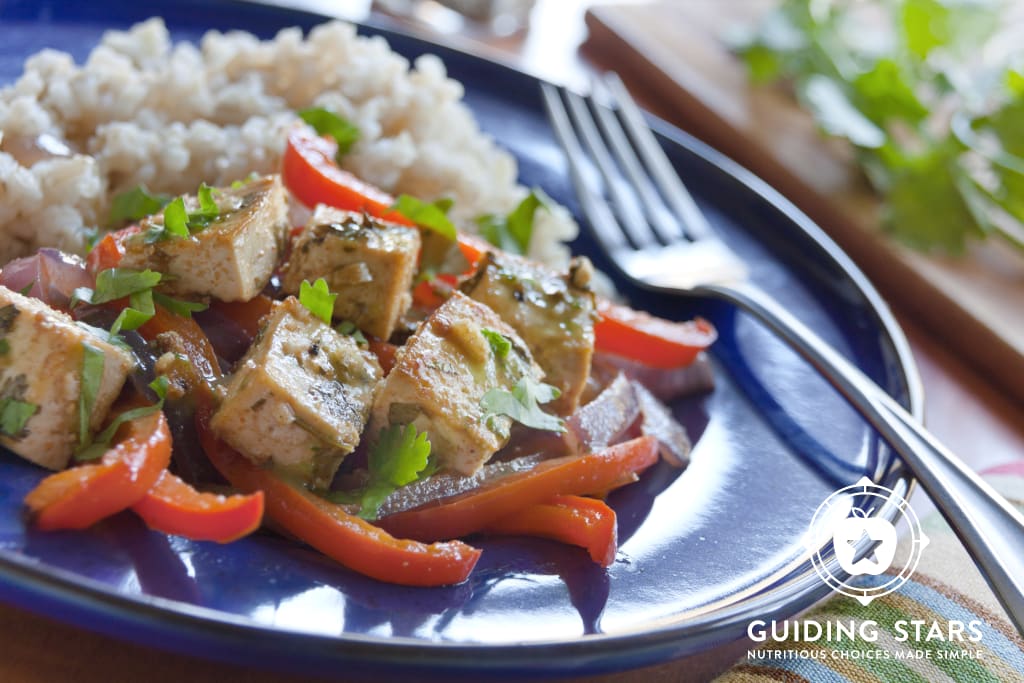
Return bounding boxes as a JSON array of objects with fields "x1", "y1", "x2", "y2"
[{"x1": 0, "y1": 1, "x2": 921, "y2": 678}]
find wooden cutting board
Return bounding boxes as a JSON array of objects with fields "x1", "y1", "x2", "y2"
[{"x1": 583, "y1": 1, "x2": 1024, "y2": 404}]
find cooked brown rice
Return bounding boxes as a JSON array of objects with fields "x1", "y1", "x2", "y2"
[{"x1": 0, "y1": 18, "x2": 577, "y2": 265}]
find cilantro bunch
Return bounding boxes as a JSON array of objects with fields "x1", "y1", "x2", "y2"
[{"x1": 731, "y1": 0, "x2": 1024, "y2": 254}]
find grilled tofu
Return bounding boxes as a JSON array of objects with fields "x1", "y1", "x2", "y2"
[
  {"x1": 0, "y1": 285, "x2": 134, "y2": 470},
  {"x1": 280, "y1": 207, "x2": 420, "y2": 340},
  {"x1": 368, "y1": 292, "x2": 544, "y2": 476},
  {"x1": 120, "y1": 175, "x2": 288, "y2": 302},
  {"x1": 462, "y1": 252, "x2": 596, "y2": 414},
  {"x1": 210, "y1": 296, "x2": 382, "y2": 489}
]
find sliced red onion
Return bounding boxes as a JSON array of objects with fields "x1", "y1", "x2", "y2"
[
  {"x1": 374, "y1": 454, "x2": 545, "y2": 518},
  {"x1": 566, "y1": 373, "x2": 641, "y2": 453},
  {"x1": 0, "y1": 248, "x2": 92, "y2": 309},
  {"x1": 593, "y1": 350, "x2": 715, "y2": 403},
  {"x1": 632, "y1": 381, "x2": 691, "y2": 467}
]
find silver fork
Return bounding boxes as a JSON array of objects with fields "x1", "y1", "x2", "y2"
[{"x1": 542, "y1": 73, "x2": 1024, "y2": 633}]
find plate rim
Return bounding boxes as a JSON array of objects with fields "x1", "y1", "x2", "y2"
[{"x1": 0, "y1": 1, "x2": 923, "y2": 677}]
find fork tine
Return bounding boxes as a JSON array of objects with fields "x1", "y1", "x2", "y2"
[
  {"x1": 540, "y1": 82, "x2": 629, "y2": 254},
  {"x1": 590, "y1": 77, "x2": 683, "y2": 244},
  {"x1": 602, "y1": 72, "x2": 714, "y2": 241},
  {"x1": 561, "y1": 88, "x2": 659, "y2": 249}
]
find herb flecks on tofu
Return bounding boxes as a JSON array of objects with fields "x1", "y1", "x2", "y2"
[
  {"x1": 0, "y1": 371, "x2": 38, "y2": 440},
  {"x1": 0, "y1": 285, "x2": 134, "y2": 470},
  {"x1": 119, "y1": 175, "x2": 289, "y2": 302},
  {"x1": 281, "y1": 206, "x2": 420, "y2": 340},
  {"x1": 462, "y1": 252, "x2": 597, "y2": 415},
  {"x1": 368, "y1": 292, "x2": 546, "y2": 476},
  {"x1": 210, "y1": 297, "x2": 382, "y2": 490}
]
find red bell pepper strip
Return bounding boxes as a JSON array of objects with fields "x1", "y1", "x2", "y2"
[
  {"x1": 483, "y1": 494, "x2": 618, "y2": 567},
  {"x1": 138, "y1": 290, "x2": 481, "y2": 584},
  {"x1": 410, "y1": 233, "x2": 491, "y2": 310},
  {"x1": 378, "y1": 435, "x2": 659, "y2": 543},
  {"x1": 24, "y1": 409, "x2": 172, "y2": 531},
  {"x1": 131, "y1": 470, "x2": 264, "y2": 544},
  {"x1": 86, "y1": 224, "x2": 140, "y2": 274},
  {"x1": 455, "y1": 233, "x2": 488, "y2": 268},
  {"x1": 282, "y1": 126, "x2": 413, "y2": 225},
  {"x1": 411, "y1": 275, "x2": 457, "y2": 309},
  {"x1": 366, "y1": 337, "x2": 398, "y2": 375},
  {"x1": 595, "y1": 299, "x2": 717, "y2": 369},
  {"x1": 195, "y1": 409, "x2": 481, "y2": 586}
]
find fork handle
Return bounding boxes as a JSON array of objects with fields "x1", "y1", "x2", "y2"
[{"x1": 700, "y1": 281, "x2": 1024, "y2": 634}]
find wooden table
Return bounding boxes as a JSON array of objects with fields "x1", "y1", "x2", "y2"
[{"x1": 3, "y1": 2, "x2": 1023, "y2": 682}]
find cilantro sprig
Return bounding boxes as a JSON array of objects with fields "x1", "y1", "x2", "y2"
[
  {"x1": 108, "y1": 185, "x2": 171, "y2": 227},
  {"x1": 481, "y1": 376, "x2": 565, "y2": 434},
  {"x1": 72, "y1": 268, "x2": 207, "y2": 337},
  {"x1": 328, "y1": 424, "x2": 436, "y2": 520},
  {"x1": 144, "y1": 183, "x2": 221, "y2": 243},
  {"x1": 475, "y1": 189, "x2": 548, "y2": 255},
  {"x1": 299, "y1": 278, "x2": 337, "y2": 324},
  {"x1": 391, "y1": 195, "x2": 457, "y2": 241},
  {"x1": 481, "y1": 328, "x2": 511, "y2": 359},
  {"x1": 298, "y1": 107, "x2": 360, "y2": 163},
  {"x1": 731, "y1": 0, "x2": 1024, "y2": 254},
  {"x1": 77, "y1": 343, "x2": 105, "y2": 454}
]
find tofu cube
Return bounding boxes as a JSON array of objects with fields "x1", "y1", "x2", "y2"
[
  {"x1": 210, "y1": 297, "x2": 382, "y2": 489},
  {"x1": 280, "y1": 207, "x2": 420, "y2": 340},
  {"x1": 119, "y1": 175, "x2": 289, "y2": 302},
  {"x1": 462, "y1": 253, "x2": 596, "y2": 414},
  {"x1": 0, "y1": 285, "x2": 134, "y2": 470},
  {"x1": 368, "y1": 292, "x2": 544, "y2": 476}
]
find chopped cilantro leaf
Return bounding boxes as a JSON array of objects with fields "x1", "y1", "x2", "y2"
[
  {"x1": 143, "y1": 183, "x2": 222, "y2": 242},
  {"x1": 72, "y1": 268, "x2": 183, "y2": 336},
  {"x1": 77, "y1": 343, "x2": 105, "y2": 453},
  {"x1": 334, "y1": 320, "x2": 368, "y2": 346},
  {"x1": 108, "y1": 185, "x2": 171, "y2": 226},
  {"x1": 79, "y1": 268, "x2": 162, "y2": 305},
  {"x1": 476, "y1": 190, "x2": 547, "y2": 255},
  {"x1": 108, "y1": 289, "x2": 155, "y2": 334},
  {"x1": 197, "y1": 182, "x2": 219, "y2": 217},
  {"x1": 162, "y1": 197, "x2": 191, "y2": 238},
  {"x1": 481, "y1": 328, "x2": 510, "y2": 359},
  {"x1": 346, "y1": 424, "x2": 435, "y2": 520},
  {"x1": 299, "y1": 278, "x2": 337, "y2": 324},
  {"x1": 481, "y1": 376, "x2": 565, "y2": 434},
  {"x1": 18, "y1": 281, "x2": 34, "y2": 296},
  {"x1": 75, "y1": 402, "x2": 164, "y2": 462},
  {"x1": 75, "y1": 372, "x2": 170, "y2": 462},
  {"x1": 371, "y1": 425, "x2": 434, "y2": 486},
  {"x1": 149, "y1": 375, "x2": 170, "y2": 402},
  {"x1": 0, "y1": 398, "x2": 38, "y2": 439},
  {"x1": 299, "y1": 107, "x2": 361, "y2": 162},
  {"x1": 391, "y1": 194, "x2": 457, "y2": 241},
  {"x1": 0, "y1": 339, "x2": 8, "y2": 355},
  {"x1": 153, "y1": 292, "x2": 208, "y2": 318}
]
